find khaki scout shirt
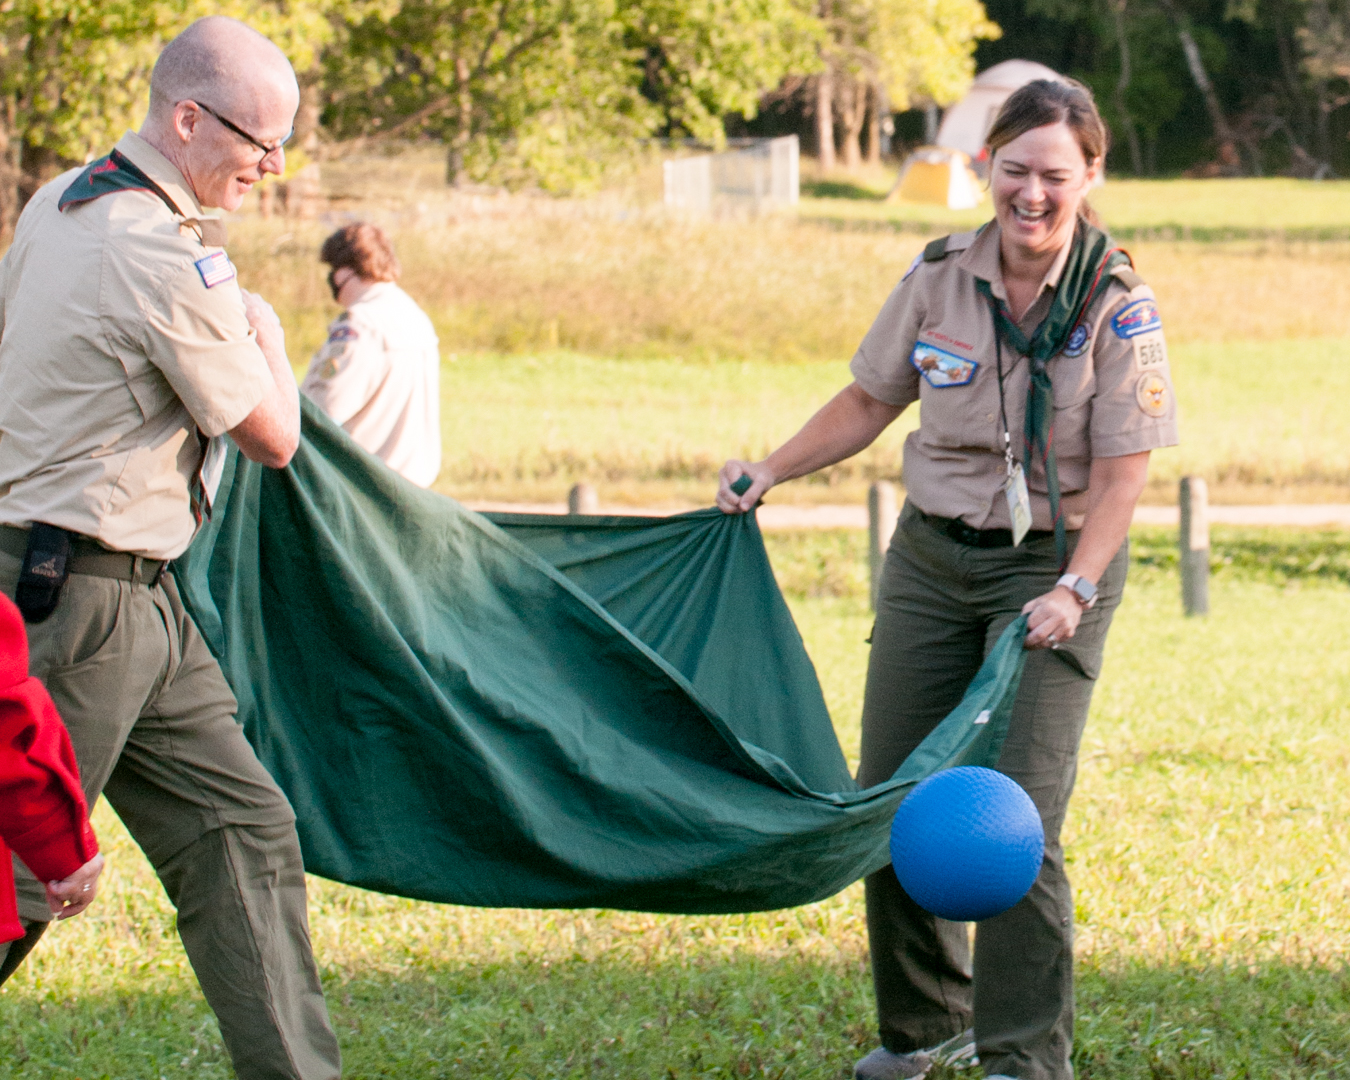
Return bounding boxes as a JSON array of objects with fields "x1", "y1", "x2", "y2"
[
  {"x1": 0, "y1": 132, "x2": 273, "y2": 559},
  {"x1": 301, "y1": 282, "x2": 442, "y2": 488},
  {"x1": 850, "y1": 222, "x2": 1179, "y2": 531}
]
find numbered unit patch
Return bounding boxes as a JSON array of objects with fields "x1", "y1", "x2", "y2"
[
  {"x1": 911, "y1": 342, "x2": 978, "y2": 388},
  {"x1": 1062, "y1": 323, "x2": 1091, "y2": 358},
  {"x1": 194, "y1": 250, "x2": 236, "y2": 289},
  {"x1": 1111, "y1": 298, "x2": 1162, "y2": 339},
  {"x1": 1133, "y1": 330, "x2": 1167, "y2": 369}
]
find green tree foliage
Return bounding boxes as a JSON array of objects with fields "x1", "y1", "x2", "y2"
[
  {"x1": 324, "y1": 0, "x2": 658, "y2": 191},
  {"x1": 627, "y1": 0, "x2": 823, "y2": 145}
]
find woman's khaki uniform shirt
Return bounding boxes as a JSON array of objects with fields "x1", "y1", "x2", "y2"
[{"x1": 850, "y1": 222, "x2": 1179, "y2": 532}]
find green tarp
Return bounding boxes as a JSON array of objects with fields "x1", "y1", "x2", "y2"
[{"x1": 173, "y1": 401, "x2": 1028, "y2": 914}]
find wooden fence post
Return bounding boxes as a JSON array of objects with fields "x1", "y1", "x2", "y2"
[
  {"x1": 1179, "y1": 476, "x2": 1209, "y2": 617},
  {"x1": 868, "y1": 481, "x2": 898, "y2": 610},
  {"x1": 568, "y1": 483, "x2": 599, "y2": 515}
]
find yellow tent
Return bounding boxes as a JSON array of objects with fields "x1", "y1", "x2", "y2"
[{"x1": 889, "y1": 147, "x2": 984, "y2": 209}]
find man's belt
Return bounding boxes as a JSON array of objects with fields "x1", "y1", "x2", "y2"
[
  {"x1": 0, "y1": 525, "x2": 168, "y2": 584},
  {"x1": 920, "y1": 511, "x2": 1056, "y2": 550}
]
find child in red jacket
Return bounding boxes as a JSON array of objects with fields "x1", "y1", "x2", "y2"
[{"x1": 0, "y1": 590, "x2": 102, "y2": 985}]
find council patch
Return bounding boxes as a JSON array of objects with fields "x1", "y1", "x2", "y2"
[
  {"x1": 1062, "y1": 323, "x2": 1090, "y2": 358},
  {"x1": 1111, "y1": 298, "x2": 1162, "y2": 339},
  {"x1": 194, "y1": 251, "x2": 236, "y2": 289},
  {"x1": 911, "y1": 342, "x2": 977, "y2": 388},
  {"x1": 901, "y1": 253, "x2": 923, "y2": 282},
  {"x1": 1135, "y1": 371, "x2": 1170, "y2": 417}
]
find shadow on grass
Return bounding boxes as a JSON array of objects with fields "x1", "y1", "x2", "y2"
[
  {"x1": 1, "y1": 954, "x2": 1347, "y2": 1078},
  {"x1": 801, "y1": 179, "x2": 887, "y2": 201}
]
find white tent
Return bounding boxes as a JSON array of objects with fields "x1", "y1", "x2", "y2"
[{"x1": 935, "y1": 60, "x2": 1064, "y2": 168}]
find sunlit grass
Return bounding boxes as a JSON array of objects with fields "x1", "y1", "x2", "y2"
[{"x1": 2, "y1": 531, "x2": 1348, "y2": 1077}]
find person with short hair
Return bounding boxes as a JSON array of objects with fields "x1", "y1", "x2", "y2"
[
  {"x1": 718, "y1": 79, "x2": 1178, "y2": 1080},
  {"x1": 0, "y1": 16, "x2": 339, "y2": 1078},
  {"x1": 303, "y1": 223, "x2": 442, "y2": 487}
]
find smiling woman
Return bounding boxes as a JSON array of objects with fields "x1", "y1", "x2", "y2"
[{"x1": 714, "y1": 78, "x2": 1181, "y2": 1080}]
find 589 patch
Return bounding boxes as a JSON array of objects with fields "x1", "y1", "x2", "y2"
[
  {"x1": 910, "y1": 342, "x2": 977, "y2": 387},
  {"x1": 1133, "y1": 330, "x2": 1167, "y2": 369},
  {"x1": 1135, "y1": 371, "x2": 1171, "y2": 417}
]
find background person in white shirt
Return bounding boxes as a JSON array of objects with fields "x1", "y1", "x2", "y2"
[{"x1": 303, "y1": 223, "x2": 442, "y2": 487}]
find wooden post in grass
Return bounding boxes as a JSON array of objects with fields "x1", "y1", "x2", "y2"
[
  {"x1": 568, "y1": 483, "x2": 599, "y2": 515},
  {"x1": 1179, "y1": 477, "x2": 1210, "y2": 617},
  {"x1": 868, "y1": 481, "x2": 898, "y2": 610}
]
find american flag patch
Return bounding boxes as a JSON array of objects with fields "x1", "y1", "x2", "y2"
[{"x1": 194, "y1": 250, "x2": 236, "y2": 289}]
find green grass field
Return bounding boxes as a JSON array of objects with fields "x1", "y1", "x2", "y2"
[
  {"x1": 228, "y1": 172, "x2": 1350, "y2": 506},
  {"x1": 1, "y1": 530, "x2": 1347, "y2": 1078}
]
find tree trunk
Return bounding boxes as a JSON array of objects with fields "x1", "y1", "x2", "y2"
[
  {"x1": 1111, "y1": 1, "x2": 1144, "y2": 175},
  {"x1": 294, "y1": 70, "x2": 323, "y2": 158},
  {"x1": 840, "y1": 77, "x2": 865, "y2": 171},
  {"x1": 1158, "y1": 0, "x2": 1241, "y2": 173},
  {"x1": 866, "y1": 80, "x2": 886, "y2": 166},
  {"x1": 815, "y1": 68, "x2": 835, "y2": 171},
  {"x1": 447, "y1": 55, "x2": 473, "y2": 186}
]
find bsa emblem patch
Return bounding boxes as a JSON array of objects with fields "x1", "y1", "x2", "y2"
[
  {"x1": 901, "y1": 253, "x2": 923, "y2": 282},
  {"x1": 910, "y1": 342, "x2": 977, "y2": 388},
  {"x1": 194, "y1": 251, "x2": 236, "y2": 289},
  {"x1": 1062, "y1": 324, "x2": 1090, "y2": 358},
  {"x1": 1112, "y1": 298, "x2": 1162, "y2": 339},
  {"x1": 1135, "y1": 371, "x2": 1170, "y2": 417}
]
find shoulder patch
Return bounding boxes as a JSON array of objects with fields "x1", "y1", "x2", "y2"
[
  {"x1": 1135, "y1": 371, "x2": 1171, "y2": 417},
  {"x1": 194, "y1": 251, "x2": 236, "y2": 289},
  {"x1": 901, "y1": 253, "x2": 923, "y2": 282},
  {"x1": 1111, "y1": 298, "x2": 1162, "y2": 339},
  {"x1": 910, "y1": 342, "x2": 978, "y2": 388}
]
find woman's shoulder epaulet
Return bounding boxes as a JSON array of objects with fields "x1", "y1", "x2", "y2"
[
  {"x1": 1110, "y1": 263, "x2": 1147, "y2": 291},
  {"x1": 921, "y1": 229, "x2": 979, "y2": 263}
]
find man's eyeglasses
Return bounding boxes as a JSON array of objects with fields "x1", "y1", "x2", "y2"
[{"x1": 192, "y1": 101, "x2": 292, "y2": 162}]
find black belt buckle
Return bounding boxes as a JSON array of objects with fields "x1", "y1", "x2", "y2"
[
  {"x1": 944, "y1": 519, "x2": 983, "y2": 546},
  {"x1": 15, "y1": 523, "x2": 73, "y2": 623},
  {"x1": 148, "y1": 559, "x2": 169, "y2": 588}
]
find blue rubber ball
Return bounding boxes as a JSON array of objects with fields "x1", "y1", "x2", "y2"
[{"x1": 890, "y1": 766, "x2": 1045, "y2": 922}]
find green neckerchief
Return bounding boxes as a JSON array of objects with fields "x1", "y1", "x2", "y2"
[{"x1": 973, "y1": 220, "x2": 1132, "y2": 567}]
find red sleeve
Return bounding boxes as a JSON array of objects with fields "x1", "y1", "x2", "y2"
[{"x1": 0, "y1": 594, "x2": 98, "y2": 883}]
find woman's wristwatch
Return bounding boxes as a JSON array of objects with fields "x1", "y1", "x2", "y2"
[{"x1": 1056, "y1": 573, "x2": 1098, "y2": 609}]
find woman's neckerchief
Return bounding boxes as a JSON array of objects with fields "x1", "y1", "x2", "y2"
[{"x1": 973, "y1": 219, "x2": 1132, "y2": 568}]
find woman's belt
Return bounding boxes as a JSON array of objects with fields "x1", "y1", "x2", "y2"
[
  {"x1": 919, "y1": 510, "x2": 1056, "y2": 549},
  {"x1": 0, "y1": 525, "x2": 167, "y2": 584}
]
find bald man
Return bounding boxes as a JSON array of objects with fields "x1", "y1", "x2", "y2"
[{"x1": 0, "y1": 17, "x2": 340, "y2": 1079}]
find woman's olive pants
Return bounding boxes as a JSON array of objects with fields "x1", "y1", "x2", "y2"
[{"x1": 858, "y1": 504, "x2": 1129, "y2": 1080}]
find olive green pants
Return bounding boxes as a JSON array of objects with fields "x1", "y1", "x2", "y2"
[
  {"x1": 858, "y1": 504, "x2": 1128, "y2": 1080},
  {"x1": 0, "y1": 554, "x2": 341, "y2": 1080}
]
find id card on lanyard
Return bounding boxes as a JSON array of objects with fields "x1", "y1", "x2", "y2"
[{"x1": 994, "y1": 325, "x2": 1033, "y2": 545}]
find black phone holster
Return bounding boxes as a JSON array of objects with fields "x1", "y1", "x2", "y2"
[{"x1": 15, "y1": 523, "x2": 73, "y2": 624}]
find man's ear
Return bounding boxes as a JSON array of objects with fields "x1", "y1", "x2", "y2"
[{"x1": 172, "y1": 101, "x2": 202, "y2": 145}]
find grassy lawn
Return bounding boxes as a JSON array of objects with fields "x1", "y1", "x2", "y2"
[
  {"x1": 800, "y1": 177, "x2": 1350, "y2": 240},
  {"x1": 2, "y1": 529, "x2": 1348, "y2": 1078},
  {"x1": 230, "y1": 199, "x2": 1350, "y2": 506}
]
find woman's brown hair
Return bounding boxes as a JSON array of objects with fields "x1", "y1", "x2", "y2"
[
  {"x1": 320, "y1": 222, "x2": 401, "y2": 283},
  {"x1": 985, "y1": 78, "x2": 1108, "y2": 224}
]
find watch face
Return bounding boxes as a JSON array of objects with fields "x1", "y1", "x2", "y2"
[{"x1": 1073, "y1": 578, "x2": 1096, "y2": 604}]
